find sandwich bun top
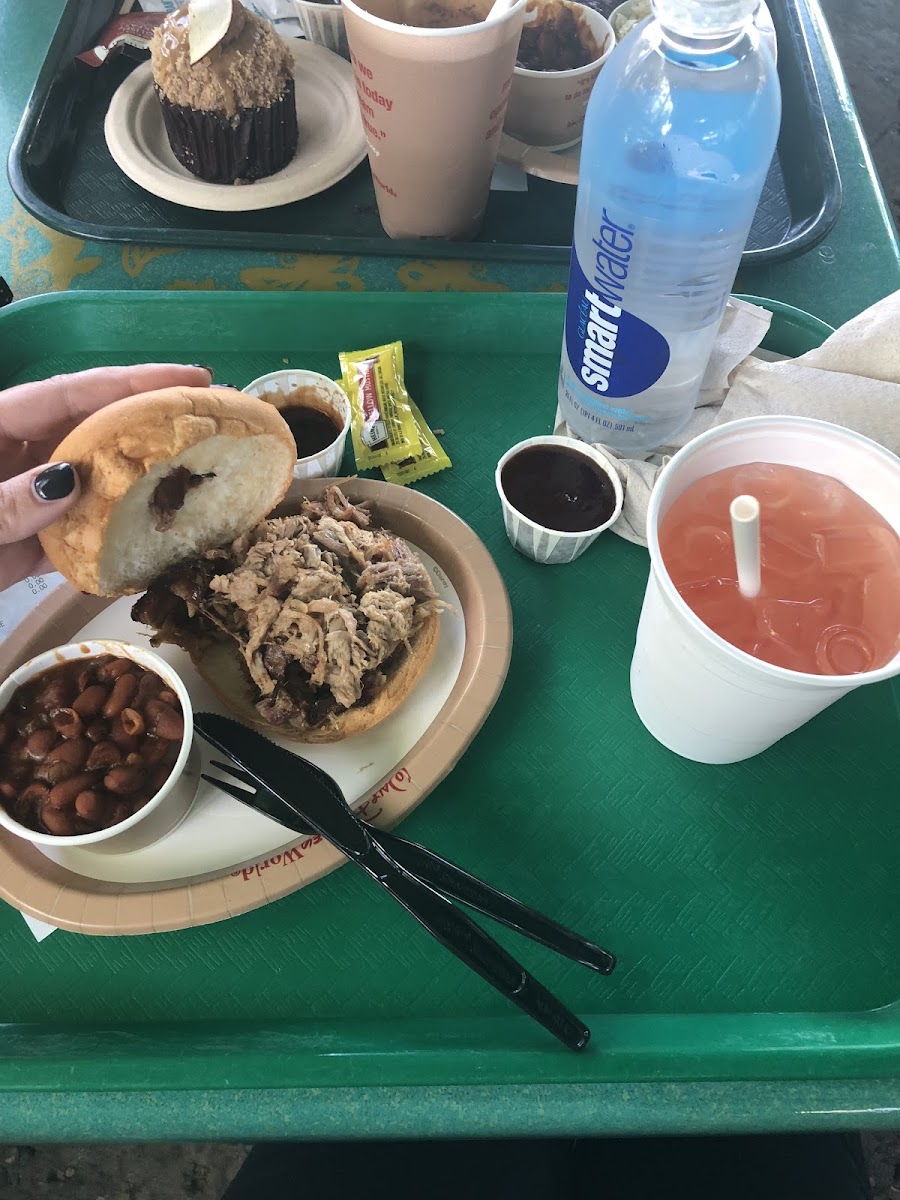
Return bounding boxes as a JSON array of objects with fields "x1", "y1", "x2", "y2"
[{"x1": 39, "y1": 386, "x2": 296, "y2": 597}]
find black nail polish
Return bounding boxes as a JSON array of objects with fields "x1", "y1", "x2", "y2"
[
  {"x1": 34, "y1": 463, "x2": 76, "y2": 501},
  {"x1": 188, "y1": 364, "x2": 215, "y2": 375}
]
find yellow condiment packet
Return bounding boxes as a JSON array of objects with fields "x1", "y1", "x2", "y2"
[
  {"x1": 339, "y1": 341, "x2": 421, "y2": 470},
  {"x1": 381, "y1": 399, "x2": 451, "y2": 485}
]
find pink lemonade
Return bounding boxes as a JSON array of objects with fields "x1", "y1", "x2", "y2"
[{"x1": 658, "y1": 462, "x2": 900, "y2": 675}]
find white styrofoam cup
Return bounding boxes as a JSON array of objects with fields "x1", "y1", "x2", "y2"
[
  {"x1": 630, "y1": 416, "x2": 900, "y2": 764},
  {"x1": 504, "y1": 6, "x2": 614, "y2": 151}
]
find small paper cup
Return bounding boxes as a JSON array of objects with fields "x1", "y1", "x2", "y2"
[
  {"x1": 495, "y1": 435, "x2": 623, "y2": 564},
  {"x1": 293, "y1": 0, "x2": 350, "y2": 57},
  {"x1": 0, "y1": 640, "x2": 197, "y2": 853},
  {"x1": 504, "y1": 5, "x2": 614, "y2": 151},
  {"x1": 243, "y1": 369, "x2": 351, "y2": 480}
]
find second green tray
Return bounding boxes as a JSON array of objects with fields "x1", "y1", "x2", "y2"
[{"x1": 7, "y1": 0, "x2": 841, "y2": 263}]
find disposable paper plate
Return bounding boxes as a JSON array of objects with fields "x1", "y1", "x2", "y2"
[
  {"x1": 0, "y1": 479, "x2": 512, "y2": 935},
  {"x1": 104, "y1": 41, "x2": 366, "y2": 212}
]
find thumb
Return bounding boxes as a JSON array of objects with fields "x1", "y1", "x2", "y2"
[{"x1": 0, "y1": 463, "x2": 80, "y2": 546}]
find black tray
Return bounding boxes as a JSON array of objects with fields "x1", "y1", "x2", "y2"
[{"x1": 7, "y1": 0, "x2": 841, "y2": 265}]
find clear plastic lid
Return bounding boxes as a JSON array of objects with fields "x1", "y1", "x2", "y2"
[{"x1": 651, "y1": 0, "x2": 759, "y2": 37}]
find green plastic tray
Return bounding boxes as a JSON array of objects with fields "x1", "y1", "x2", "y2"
[
  {"x1": 7, "y1": 0, "x2": 842, "y2": 264},
  {"x1": 0, "y1": 290, "x2": 898, "y2": 1106}
]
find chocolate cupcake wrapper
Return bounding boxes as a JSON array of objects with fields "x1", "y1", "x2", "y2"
[{"x1": 157, "y1": 82, "x2": 298, "y2": 184}]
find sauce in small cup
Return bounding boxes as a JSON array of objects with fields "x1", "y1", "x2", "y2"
[
  {"x1": 496, "y1": 435, "x2": 623, "y2": 563},
  {"x1": 242, "y1": 369, "x2": 351, "y2": 480}
]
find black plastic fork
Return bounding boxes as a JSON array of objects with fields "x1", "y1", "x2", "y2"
[
  {"x1": 202, "y1": 749, "x2": 615, "y2": 975},
  {"x1": 196, "y1": 713, "x2": 592, "y2": 1052}
]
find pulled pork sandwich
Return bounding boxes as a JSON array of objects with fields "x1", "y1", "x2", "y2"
[
  {"x1": 132, "y1": 485, "x2": 443, "y2": 742},
  {"x1": 39, "y1": 386, "x2": 444, "y2": 743}
]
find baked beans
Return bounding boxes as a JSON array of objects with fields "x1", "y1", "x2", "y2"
[{"x1": 0, "y1": 654, "x2": 184, "y2": 837}]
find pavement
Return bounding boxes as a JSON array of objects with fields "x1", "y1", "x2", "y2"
[
  {"x1": 1, "y1": 1, "x2": 898, "y2": 1196},
  {"x1": 826, "y1": 0, "x2": 900, "y2": 223}
]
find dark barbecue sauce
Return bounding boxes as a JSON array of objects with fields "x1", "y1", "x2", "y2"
[
  {"x1": 501, "y1": 444, "x2": 616, "y2": 532},
  {"x1": 149, "y1": 466, "x2": 215, "y2": 532},
  {"x1": 282, "y1": 406, "x2": 342, "y2": 458}
]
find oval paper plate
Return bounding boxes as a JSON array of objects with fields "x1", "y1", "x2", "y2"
[
  {"x1": 0, "y1": 480, "x2": 512, "y2": 935},
  {"x1": 104, "y1": 40, "x2": 367, "y2": 212},
  {"x1": 40, "y1": 540, "x2": 462, "y2": 886}
]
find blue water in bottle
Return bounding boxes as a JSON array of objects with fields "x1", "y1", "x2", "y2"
[{"x1": 558, "y1": 0, "x2": 782, "y2": 455}]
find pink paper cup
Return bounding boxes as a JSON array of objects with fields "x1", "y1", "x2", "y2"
[{"x1": 341, "y1": 0, "x2": 527, "y2": 239}]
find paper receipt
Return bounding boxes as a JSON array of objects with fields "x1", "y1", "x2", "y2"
[{"x1": 0, "y1": 574, "x2": 64, "y2": 647}]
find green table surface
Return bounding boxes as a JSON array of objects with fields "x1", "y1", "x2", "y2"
[{"x1": 1, "y1": 0, "x2": 900, "y2": 1144}]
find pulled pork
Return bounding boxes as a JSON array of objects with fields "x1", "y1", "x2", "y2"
[{"x1": 132, "y1": 485, "x2": 444, "y2": 732}]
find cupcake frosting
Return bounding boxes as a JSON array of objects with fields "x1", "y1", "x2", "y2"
[{"x1": 150, "y1": 1, "x2": 294, "y2": 116}]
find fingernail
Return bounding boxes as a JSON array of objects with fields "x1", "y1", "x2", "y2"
[
  {"x1": 33, "y1": 463, "x2": 76, "y2": 501},
  {"x1": 188, "y1": 364, "x2": 215, "y2": 375},
  {"x1": 213, "y1": 383, "x2": 241, "y2": 390}
]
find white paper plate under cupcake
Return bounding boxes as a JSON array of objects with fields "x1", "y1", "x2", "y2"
[{"x1": 104, "y1": 40, "x2": 366, "y2": 212}]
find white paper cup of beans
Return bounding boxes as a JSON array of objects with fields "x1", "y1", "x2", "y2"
[
  {"x1": 495, "y1": 435, "x2": 623, "y2": 564},
  {"x1": 243, "y1": 369, "x2": 351, "y2": 480},
  {"x1": 293, "y1": 0, "x2": 350, "y2": 57},
  {"x1": 504, "y1": 5, "x2": 614, "y2": 151},
  {"x1": 0, "y1": 640, "x2": 198, "y2": 852}
]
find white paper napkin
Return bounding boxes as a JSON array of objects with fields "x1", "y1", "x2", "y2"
[
  {"x1": 0, "y1": 573, "x2": 64, "y2": 646},
  {"x1": 21, "y1": 914, "x2": 57, "y2": 942}
]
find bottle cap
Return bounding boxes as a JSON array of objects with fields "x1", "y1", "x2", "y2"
[{"x1": 651, "y1": 0, "x2": 759, "y2": 37}]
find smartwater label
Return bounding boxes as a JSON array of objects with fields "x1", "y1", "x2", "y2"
[{"x1": 564, "y1": 208, "x2": 670, "y2": 401}]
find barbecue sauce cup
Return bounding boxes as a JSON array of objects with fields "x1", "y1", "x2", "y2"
[
  {"x1": 495, "y1": 435, "x2": 623, "y2": 563},
  {"x1": 242, "y1": 369, "x2": 351, "y2": 479}
]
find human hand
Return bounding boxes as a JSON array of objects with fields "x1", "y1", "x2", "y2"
[{"x1": 0, "y1": 364, "x2": 213, "y2": 591}]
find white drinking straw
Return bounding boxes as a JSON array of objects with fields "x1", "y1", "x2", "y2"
[{"x1": 730, "y1": 494, "x2": 761, "y2": 599}]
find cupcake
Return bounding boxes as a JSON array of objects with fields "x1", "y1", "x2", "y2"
[{"x1": 150, "y1": 0, "x2": 299, "y2": 185}]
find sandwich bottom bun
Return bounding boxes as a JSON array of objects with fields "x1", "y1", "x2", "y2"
[
  {"x1": 192, "y1": 613, "x2": 441, "y2": 743},
  {"x1": 39, "y1": 386, "x2": 296, "y2": 597}
]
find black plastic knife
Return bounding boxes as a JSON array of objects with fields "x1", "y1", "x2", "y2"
[{"x1": 195, "y1": 712, "x2": 592, "y2": 1052}]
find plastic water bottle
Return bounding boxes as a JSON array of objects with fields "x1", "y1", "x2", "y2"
[{"x1": 558, "y1": 0, "x2": 781, "y2": 455}]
